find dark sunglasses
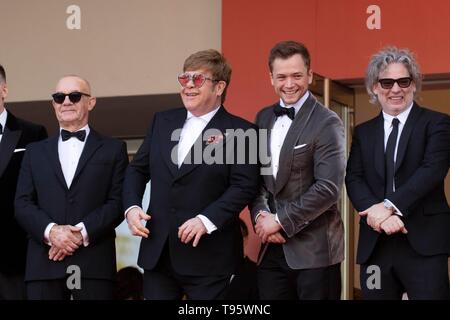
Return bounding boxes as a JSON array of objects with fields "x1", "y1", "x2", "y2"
[
  {"x1": 177, "y1": 73, "x2": 219, "y2": 88},
  {"x1": 378, "y1": 77, "x2": 412, "y2": 89},
  {"x1": 52, "y1": 91, "x2": 91, "y2": 104}
]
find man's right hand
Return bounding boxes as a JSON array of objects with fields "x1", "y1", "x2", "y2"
[
  {"x1": 126, "y1": 207, "x2": 151, "y2": 238},
  {"x1": 266, "y1": 232, "x2": 286, "y2": 244},
  {"x1": 380, "y1": 215, "x2": 408, "y2": 235},
  {"x1": 49, "y1": 225, "x2": 82, "y2": 253}
]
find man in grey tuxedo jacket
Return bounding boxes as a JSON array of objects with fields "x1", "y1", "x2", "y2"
[{"x1": 250, "y1": 41, "x2": 346, "y2": 300}]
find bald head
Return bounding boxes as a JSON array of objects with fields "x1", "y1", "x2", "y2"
[{"x1": 55, "y1": 75, "x2": 92, "y2": 95}]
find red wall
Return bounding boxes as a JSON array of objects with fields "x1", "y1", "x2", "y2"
[{"x1": 223, "y1": 0, "x2": 450, "y2": 120}]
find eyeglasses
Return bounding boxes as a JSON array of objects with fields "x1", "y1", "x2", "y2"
[
  {"x1": 52, "y1": 91, "x2": 91, "y2": 104},
  {"x1": 177, "y1": 73, "x2": 219, "y2": 88},
  {"x1": 378, "y1": 77, "x2": 412, "y2": 89}
]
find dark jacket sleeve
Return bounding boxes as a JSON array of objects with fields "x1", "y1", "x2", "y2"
[
  {"x1": 15, "y1": 145, "x2": 53, "y2": 243},
  {"x1": 82, "y1": 141, "x2": 129, "y2": 243}
]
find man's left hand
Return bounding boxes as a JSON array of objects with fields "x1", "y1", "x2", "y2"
[
  {"x1": 359, "y1": 202, "x2": 393, "y2": 232},
  {"x1": 178, "y1": 217, "x2": 207, "y2": 247}
]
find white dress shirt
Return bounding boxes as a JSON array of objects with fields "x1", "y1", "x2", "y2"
[
  {"x1": 178, "y1": 108, "x2": 219, "y2": 167},
  {"x1": 44, "y1": 125, "x2": 90, "y2": 246},
  {"x1": 270, "y1": 91, "x2": 309, "y2": 178},
  {"x1": 0, "y1": 109, "x2": 7, "y2": 143},
  {"x1": 382, "y1": 103, "x2": 413, "y2": 216}
]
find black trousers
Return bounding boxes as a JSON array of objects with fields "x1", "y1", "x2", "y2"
[
  {"x1": 27, "y1": 278, "x2": 113, "y2": 300},
  {"x1": 143, "y1": 243, "x2": 231, "y2": 300},
  {"x1": 360, "y1": 233, "x2": 450, "y2": 300},
  {"x1": 257, "y1": 244, "x2": 341, "y2": 300}
]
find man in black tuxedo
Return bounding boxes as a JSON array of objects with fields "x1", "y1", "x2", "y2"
[
  {"x1": 123, "y1": 49, "x2": 259, "y2": 299},
  {"x1": 15, "y1": 75, "x2": 128, "y2": 300},
  {"x1": 346, "y1": 47, "x2": 450, "y2": 299},
  {"x1": 0, "y1": 64, "x2": 47, "y2": 299}
]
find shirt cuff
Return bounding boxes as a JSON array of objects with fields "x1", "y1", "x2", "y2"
[
  {"x1": 255, "y1": 210, "x2": 270, "y2": 223},
  {"x1": 76, "y1": 222, "x2": 89, "y2": 247},
  {"x1": 384, "y1": 199, "x2": 403, "y2": 216},
  {"x1": 125, "y1": 205, "x2": 142, "y2": 219},
  {"x1": 44, "y1": 222, "x2": 56, "y2": 246},
  {"x1": 197, "y1": 214, "x2": 217, "y2": 234}
]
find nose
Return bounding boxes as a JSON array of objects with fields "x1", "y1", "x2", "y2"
[
  {"x1": 62, "y1": 96, "x2": 72, "y2": 105},
  {"x1": 285, "y1": 76, "x2": 294, "y2": 87},
  {"x1": 185, "y1": 77, "x2": 195, "y2": 88},
  {"x1": 390, "y1": 82, "x2": 401, "y2": 92}
]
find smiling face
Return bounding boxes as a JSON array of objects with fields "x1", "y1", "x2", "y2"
[
  {"x1": 270, "y1": 54, "x2": 312, "y2": 105},
  {"x1": 52, "y1": 76, "x2": 96, "y2": 131},
  {"x1": 180, "y1": 68, "x2": 225, "y2": 117},
  {"x1": 373, "y1": 62, "x2": 416, "y2": 116}
]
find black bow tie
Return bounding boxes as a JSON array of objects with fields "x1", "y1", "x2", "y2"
[
  {"x1": 273, "y1": 104, "x2": 295, "y2": 120},
  {"x1": 61, "y1": 129, "x2": 86, "y2": 142},
  {"x1": 0, "y1": 123, "x2": 3, "y2": 134}
]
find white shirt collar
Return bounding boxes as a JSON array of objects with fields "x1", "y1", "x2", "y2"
[
  {"x1": 59, "y1": 124, "x2": 91, "y2": 141},
  {"x1": 0, "y1": 108, "x2": 7, "y2": 131},
  {"x1": 382, "y1": 102, "x2": 413, "y2": 125},
  {"x1": 186, "y1": 105, "x2": 221, "y2": 122},
  {"x1": 279, "y1": 91, "x2": 310, "y2": 116}
]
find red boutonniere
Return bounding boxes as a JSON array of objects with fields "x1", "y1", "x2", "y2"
[{"x1": 206, "y1": 134, "x2": 224, "y2": 145}]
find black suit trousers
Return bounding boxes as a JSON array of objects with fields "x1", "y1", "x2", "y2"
[
  {"x1": 257, "y1": 244, "x2": 341, "y2": 300},
  {"x1": 360, "y1": 233, "x2": 449, "y2": 300},
  {"x1": 143, "y1": 241, "x2": 231, "y2": 300}
]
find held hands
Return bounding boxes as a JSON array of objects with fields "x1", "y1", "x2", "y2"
[
  {"x1": 48, "y1": 224, "x2": 83, "y2": 261},
  {"x1": 126, "y1": 207, "x2": 151, "y2": 238},
  {"x1": 359, "y1": 202, "x2": 393, "y2": 232},
  {"x1": 178, "y1": 217, "x2": 207, "y2": 247},
  {"x1": 255, "y1": 211, "x2": 286, "y2": 244},
  {"x1": 359, "y1": 202, "x2": 408, "y2": 235}
]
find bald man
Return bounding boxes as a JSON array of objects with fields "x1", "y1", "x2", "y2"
[{"x1": 15, "y1": 76, "x2": 128, "y2": 300}]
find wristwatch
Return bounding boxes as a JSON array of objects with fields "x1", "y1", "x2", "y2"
[{"x1": 383, "y1": 199, "x2": 394, "y2": 211}]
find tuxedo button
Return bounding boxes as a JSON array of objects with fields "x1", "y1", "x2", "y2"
[{"x1": 68, "y1": 198, "x2": 74, "y2": 204}]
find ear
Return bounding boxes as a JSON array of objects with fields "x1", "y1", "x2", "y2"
[
  {"x1": 270, "y1": 73, "x2": 274, "y2": 87},
  {"x1": 0, "y1": 83, "x2": 8, "y2": 101},
  {"x1": 88, "y1": 97, "x2": 97, "y2": 111},
  {"x1": 307, "y1": 69, "x2": 313, "y2": 85},
  {"x1": 372, "y1": 83, "x2": 379, "y2": 95},
  {"x1": 216, "y1": 81, "x2": 226, "y2": 97}
]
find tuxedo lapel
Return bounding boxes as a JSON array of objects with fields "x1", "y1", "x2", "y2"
[
  {"x1": 44, "y1": 135, "x2": 68, "y2": 190},
  {"x1": 275, "y1": 95, "x2": 317, "y2": 195},
  {"x1": 71, "y1": 130, "x2": 104, "y2": 186},
  {"x1": 160, "y1": 108, "x2": 186, "y2": 178},
  {"x1": 373, "y1": 113, "x2": 385, "y2": 180},
  {"x1": 395, "y1": 103, "x2": 421, "y2": 172}
]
